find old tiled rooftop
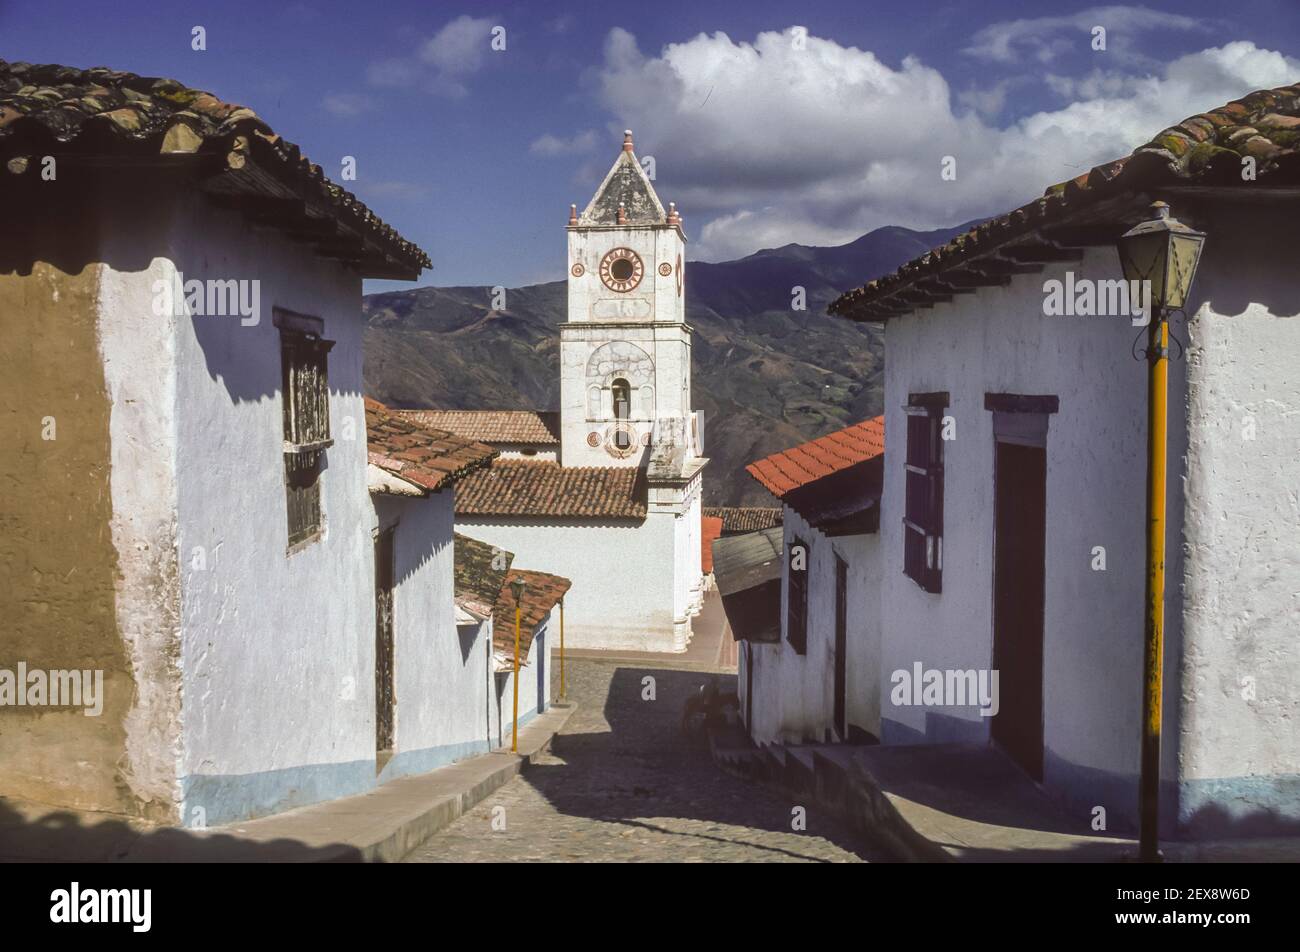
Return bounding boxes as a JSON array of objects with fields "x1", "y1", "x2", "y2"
[
  {"x1": 703, "y1": 507, "x2": 784, "y2": 534},
  {"x1": 746, "y1": 417, "x2": 886, "y2": 499},
  {"x1": 493, "y1": 568, "x2": 571, "y2": 660},
  {"x1": 831, "y1": 82, "x2": 1300, "y2": 320},
  {"x1": 366, "y1": 398, "x2": 497, "y2": 494},
  {"x1": 455, "y1": 459, "x2": 647, "y2": 520},
  {"x1": 398, "y1": 410, "x2": 561, "y2": 446},
  {"x1": 0, "y1": 59, "x2": 431, "y2": 278},
  {"x1": 453, "y1": 533, "x2": 513, "y2": 618}
]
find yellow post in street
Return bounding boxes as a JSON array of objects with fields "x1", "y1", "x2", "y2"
[
  {"x1": 1116, "y1": 201, "x2": 1205, "y2": 862},
  {"x1": 1139, "y1": 310, "x2": 1169, "y2": 862},
  {"x1": 559, "y1": 598, "x2": 566, "y2": 700},
  {"x1": 510, "y1": 576, "x2": 525, "y2": 754}
]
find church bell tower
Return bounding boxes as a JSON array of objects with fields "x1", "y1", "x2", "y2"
[{"x1": 560, "y1": 130, "x2": 696, "y2": 468}]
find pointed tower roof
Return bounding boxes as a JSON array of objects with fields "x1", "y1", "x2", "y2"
[{"x1": 577, "y1": 129, "x2": 666, "y2": 226}]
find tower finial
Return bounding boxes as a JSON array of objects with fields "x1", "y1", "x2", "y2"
[
  {"x1": 667, "y1": 201, "x2": 681, "y2": 226},
  {"x1": 568, "y1": 203, "x2": 578, "y2": 225},
  {"x1": 623, "y1": 129, "x2": 634, "y2": 153}
]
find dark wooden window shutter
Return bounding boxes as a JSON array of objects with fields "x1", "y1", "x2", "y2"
[{"x1": 903, "y1": 393, "x2": 947, "y2": 593}]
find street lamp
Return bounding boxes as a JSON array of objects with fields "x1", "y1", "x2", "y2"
[
  {"x1": 1116, "y1": 201, "x2": 1205, "y2": 863},
  {"x1": 510, "y1": 575, "x2": 526, "y2": 753}
]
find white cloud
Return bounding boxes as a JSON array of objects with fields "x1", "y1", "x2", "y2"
[
  {"x1": 321, "y1": 92, "x2": 374, "y2": 118},
  {"x1": 368, "y1": 14, "x2": 498, "y2": 98},
  {"x1": 530, "y1": 130, "x2": 599, "y2": 156},
  {"x1": 963, "y1": 6, "x2": 1209, "y2": 66},
  {"x1": 421, "y1": 14, "x2": 495, "y2": 75},
  {"x1": 558, "y1": 27, "x2": 1298, "y2": 261}
]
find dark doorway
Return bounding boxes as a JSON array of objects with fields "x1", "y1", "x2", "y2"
[
  {"x1": 375, "y1": 526, "x2": 396, "y2": 755},
  {"x1": 744, "y1": 642, "x2": 753, "y2": 729},
  {"x1": 991, "y1": 440, "x2": 1046, "y2": 781},
  {"x1": 833, "y1": 555, "x2": 849, "y2": 739}
]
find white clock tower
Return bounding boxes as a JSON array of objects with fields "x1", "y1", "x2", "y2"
[{"x1": 560, "y1": 130, "x2": 699, "y2": 469}]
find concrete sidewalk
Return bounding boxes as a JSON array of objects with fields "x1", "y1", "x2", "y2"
[
  {"x1": 0, "y1": 702, "x2": 575, "y2": 863},
  {"x1": 709, "y1": 730, "x2": 1300, "y2": 863}
]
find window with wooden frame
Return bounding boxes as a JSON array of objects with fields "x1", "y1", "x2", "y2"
[
  {"x1": 786, "y1": 536, "x2": 809, "y2": 655},
  {"x1": 276, "y1": 309, "x2": 334, "y2": 550},
  {"x1": 903, "y1": 392, "x2": 947, "y2": 593}
]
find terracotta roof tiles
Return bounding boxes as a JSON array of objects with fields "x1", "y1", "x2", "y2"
[
  {"x1": 455, "y1": 459, "x2": 646, "y2": 520},
  {"x1": 0, "y1": 60, "x2": 430, "y2": 278},
  {"x1": 703, "y1": 507, "x2": 784, "y2": 534},
  {"x1": 366, "y1": 399, "x2": 497, "y2": 494},
  {"x1": 398, "y1": 410, "x2": 560, "y2": 445},
  {"x1": 746, "y1": 417, "x2": 885, "y2": 499},
  {"x1": 493, "y1": 568, "x2": 571, "y2": 661}
]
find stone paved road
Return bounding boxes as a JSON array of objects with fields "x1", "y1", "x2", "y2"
[{"x1": 405, "y1": 658, "x2": 880, "y2": 863}]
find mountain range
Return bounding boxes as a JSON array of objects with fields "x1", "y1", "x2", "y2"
[{"x1": 362, "y1": 222, "x2": 971, "y2": 506}]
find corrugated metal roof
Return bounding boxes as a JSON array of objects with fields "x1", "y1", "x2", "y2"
[{"x1": 712, "y1": 526, "x2": 783, "y2": 597}]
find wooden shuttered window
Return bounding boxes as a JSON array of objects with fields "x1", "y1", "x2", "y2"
[
  {"x1": 285, "y1": 451, "x2": 323, "y2": 548},
  {"x1": 903, "y1": 393, "x2": 947, "y2": 593},
  {"x1": 278, "y1": 315, "x2": 334, "y2": 550},
  {"x1": 281, "y1": 331, "x2": 334, "y2": 452},
  {"x1": 787, "y1": 536, "x2": 809, "y2": 655}
]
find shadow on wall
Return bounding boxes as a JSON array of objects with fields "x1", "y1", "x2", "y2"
[
  {"x1": 0, "y1": 797, "x2": 364, "y2": 863},
  {"x1": 1183, "y1": 195, "x2": 1300, "y2": 320}
]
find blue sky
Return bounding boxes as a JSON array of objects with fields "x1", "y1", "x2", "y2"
[{"x1": 4, "y1": 0, "x2": 1299, "y2": 291}]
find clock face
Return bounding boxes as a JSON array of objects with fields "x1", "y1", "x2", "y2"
[{"x1": 599, "y1": 247, "x2": 644, "y2": 293}]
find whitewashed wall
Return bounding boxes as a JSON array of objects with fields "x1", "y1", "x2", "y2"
[
  {"x1": 489, "y1": 613, "x2": 554, "y2": 749},
  {"x1": 457, "y1": 515, "x2": 686, "y2": 652},
  {"x1": 747, "y1": 507, "x2": 880, "y2": 745},
  {"x1": 1175, "y1": 200, "x2": 1300, "y2": 837},
  {"x1": 373, "y1": 491, "x2": 494, "y2": 782},
  {"x1": 97, "y1": 214, "x2": 187, "y2": 819},
  {"x1": 840, "y1": 532, "x2": 882, "y2": 737},
  {"x1": 165, "y1": 194, "x2": 382, "y2": 826}
]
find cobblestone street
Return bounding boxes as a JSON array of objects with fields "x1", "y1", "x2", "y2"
[{"x1": 405, "y1": 657, "x2": 879, "y2": 862}]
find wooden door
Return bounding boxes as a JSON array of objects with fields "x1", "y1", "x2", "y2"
[
  {"x1": 991, "y1": 441, "x2": 1046, "y2": 780},
  {"x1": 834, "y1": 555, "x2": 849, "y2": 739},
  {"x1": 375, "y1": 527, "x2": 396, "y2": 753}
]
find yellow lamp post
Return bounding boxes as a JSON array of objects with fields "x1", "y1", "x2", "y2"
[
  {"x1": 510, "y1": 575, "x2": 526, "y2": 753},
  {"x1": 559, "y1": 597, "x2": 566, "y2": 701},
  {"x1": 1116, "y1": 201, "x2": 1205, "y2": 862}
]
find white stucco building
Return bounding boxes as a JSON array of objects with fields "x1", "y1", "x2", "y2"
[
  {"x1": 452, "y1": 535, "x2": 567, "y2": 748},
  {"x1": 402, "y1": 131, "x2": 707, "y2": 653},
  {"x1": 0, "y1": 61, "x2": 514, "y2": 827},
  {"x1": 728, "y1": 419, "x2": 885, "y2": 748},
  {"x1": 827, "y1": 84, "x2": 1300, "y2": 839}
]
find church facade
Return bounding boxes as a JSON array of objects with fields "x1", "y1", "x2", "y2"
[{"x1": 409, "y1": 131, "x2": 707, "y2": 653}]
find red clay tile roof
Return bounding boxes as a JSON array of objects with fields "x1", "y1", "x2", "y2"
[
  {"x1": 455, "y1": 459, "x2": 647, "y2": 519},
  {"x1": 704, "y1": 507, "x2": 784, "y2": 534},
  {"x1": 701, "y1": 515, "x2": 723, "y2": 574},
  {"x1": 831, "y1": 82, "x2": 1300, "y2": 320},
  {"x1": 746, "y1": 417, "x2": 885, "y2": 498},
  {"x1": 398, "y1": 410, "x2": 560, "y2": 445},
  {"x1": 366, "y1": 398, "x2": 497, "y2": 493},
  {"x1": 493, "y1": 568, "x2": 571, "y2": 660},
  {"x1": 0, "y1": 60, "x2": 430, "y2": 278}
]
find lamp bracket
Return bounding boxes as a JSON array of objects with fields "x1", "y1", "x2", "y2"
[{"x1": 1131, "y1": 309, "x2": 1187, "y2": 363}]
